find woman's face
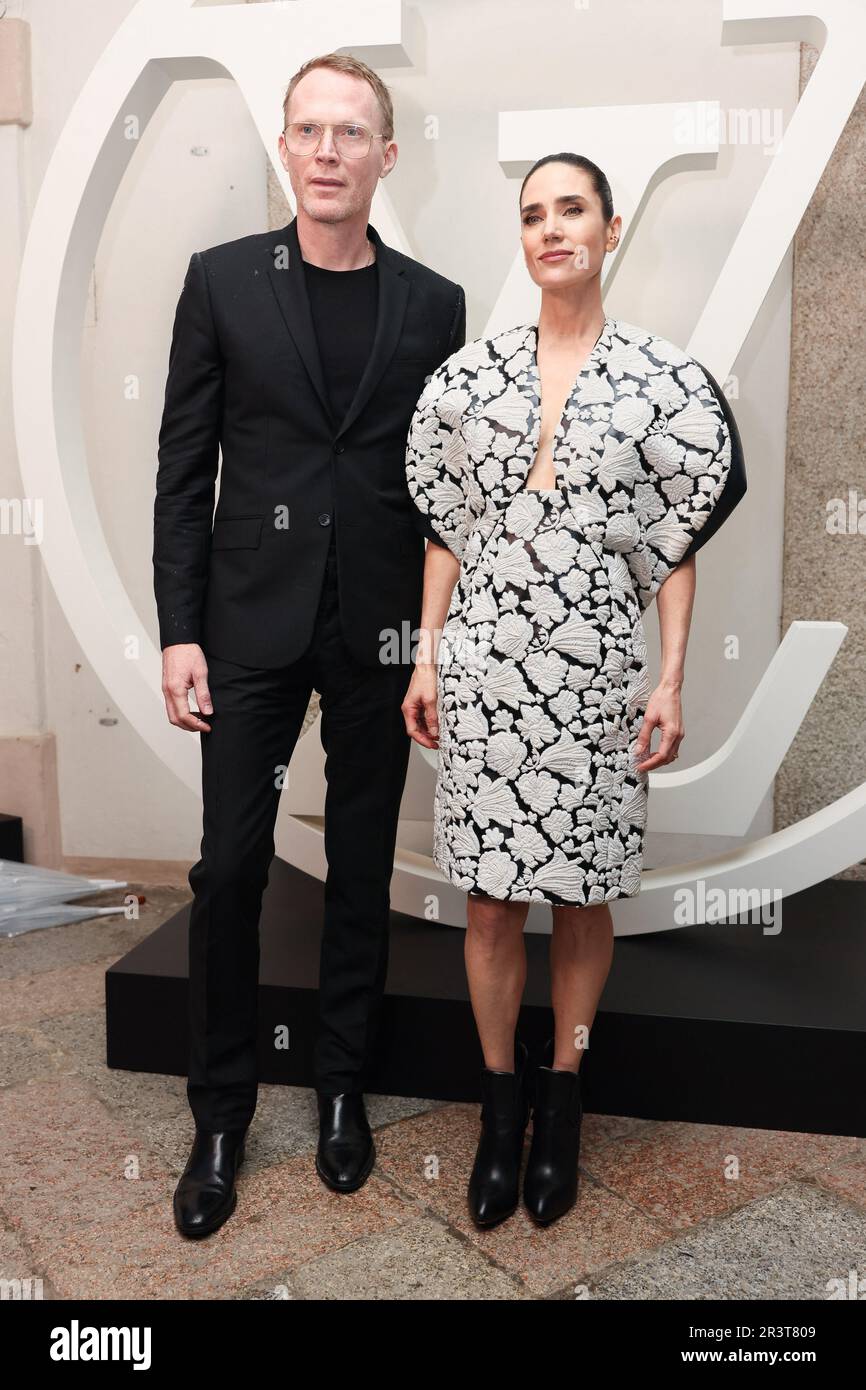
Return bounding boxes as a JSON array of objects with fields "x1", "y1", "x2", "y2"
[{"x1": 520, "y1": 162, "x2": 618, "y2": 290}]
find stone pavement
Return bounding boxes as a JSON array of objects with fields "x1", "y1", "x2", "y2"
[{"x1": 1, "y1": 879, "x2": 864, "y2": 1301}]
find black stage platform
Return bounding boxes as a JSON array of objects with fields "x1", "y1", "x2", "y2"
[{"x1": 106, "y1": 861, "x2": 866, "y2": 1136}]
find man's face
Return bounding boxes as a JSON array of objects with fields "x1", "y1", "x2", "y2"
[{"x1": 279, "y1": 67, "x2": 397, "y2": 224}]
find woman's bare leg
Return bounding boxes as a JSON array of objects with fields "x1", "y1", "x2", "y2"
[
  {"x1": 548, "y1": 902, "x2": 614, "y2": 1070},
  {"x1": 464, "y1": 892, "x2": 530, "y2": 1071}
]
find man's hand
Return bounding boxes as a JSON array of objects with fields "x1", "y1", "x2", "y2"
[{"x1": 161, "y1": 643, "x2": 213, "y2": 732}]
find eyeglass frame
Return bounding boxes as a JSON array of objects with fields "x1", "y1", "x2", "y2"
[{"x1": 282, "y1": 121, "x2": 391, "y2": 159}]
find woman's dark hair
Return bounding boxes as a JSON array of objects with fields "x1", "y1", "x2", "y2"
[{"x1": 519, "y1": 153, "x2": 614, "y2": 224}]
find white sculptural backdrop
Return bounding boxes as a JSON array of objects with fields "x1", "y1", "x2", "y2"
[{"x1": 12, "y1": 0, "x2": 866, "y2": 933}]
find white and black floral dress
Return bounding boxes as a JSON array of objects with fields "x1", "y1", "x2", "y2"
[{"x1": 405, "y1": 317, "x2": 746, "y2": 905}]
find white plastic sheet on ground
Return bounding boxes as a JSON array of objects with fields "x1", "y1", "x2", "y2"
[{"x1": 0, "y1": 861, "x2": 129, "y2": 936}]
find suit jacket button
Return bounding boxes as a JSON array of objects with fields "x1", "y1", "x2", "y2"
[
  {"x1": 318, "y1": 513, "x2": 331, "y2": 526},
  {"x1": 334, "y1": 444, "x2": 345, "y2": 454}
]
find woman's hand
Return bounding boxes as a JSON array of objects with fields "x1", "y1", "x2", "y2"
[
  {"x1": 631, "y1": 681, "x2": 684, "y2": 772},
  {"x1": 402, "y1": 663, "x2": 440, "y2": 749}
]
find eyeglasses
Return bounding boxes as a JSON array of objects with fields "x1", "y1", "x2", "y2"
[{"x1": 283, "y1": 122, "x2": 389, "y2": 159}]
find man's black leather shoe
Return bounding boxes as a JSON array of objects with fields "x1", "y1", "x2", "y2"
[
  {"x1": 315, "y1": 1091, "x2": 375, "y2": 1192},
  {"x1": 173, "y1": 1127, "x2": 247, "y2": 1238}
]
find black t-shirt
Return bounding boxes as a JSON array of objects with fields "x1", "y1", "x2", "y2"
[
  {"x1": 303, "y1": 256, "x2": 379, "y2": 554},
  {"x1": 303, "y1": 258, "x2": 378, "y2": 425}
]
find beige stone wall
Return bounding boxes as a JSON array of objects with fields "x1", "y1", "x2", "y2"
[{"x1": 776, "y1": 44, "x2": 866, "y2": 880}]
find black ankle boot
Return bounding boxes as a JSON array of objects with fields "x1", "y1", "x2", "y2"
[
  {"x1": 173, "y1": 1127, "x2": 247, "y2": 1238},
  {"x1": 523, "y1": 1057, "x2": 582, "y2": 1225},
  {"x1": 467, "y1": 1040, "x2": 529, "y2": 1228},
  {"x1": 315, "y1": 1091, "x2": 376, "y2": 1192}
]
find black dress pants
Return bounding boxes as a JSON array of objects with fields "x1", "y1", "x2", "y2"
[{"x1": 186, "y1": 539, "x2": 413, "y2": 1131}]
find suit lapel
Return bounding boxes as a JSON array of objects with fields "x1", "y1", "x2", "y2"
[
  {"x1": 335, "y1": 222, "x2": 409, "y2": 440},
  {"x1": 264, "y1": 216, "x2": 410, "y2": 438},
  {"x1": 265, "y1": 217, "x2": 334, "y2": 426}
]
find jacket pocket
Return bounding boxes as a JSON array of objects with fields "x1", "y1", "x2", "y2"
[{"x1": 210, "y1": 516, "x2": 263, "y2": 550}]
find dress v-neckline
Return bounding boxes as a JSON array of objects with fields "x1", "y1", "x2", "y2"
[{"x1": 523, "y1": 316, "x2": 614, "y2": 492}]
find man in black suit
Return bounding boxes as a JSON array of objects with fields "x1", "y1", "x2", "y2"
[{"x1": 154, "y1": 53, "x2": 464, "y2": 1238}]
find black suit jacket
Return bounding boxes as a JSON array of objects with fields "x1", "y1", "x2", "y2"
[{"x1": 153, "y1": 216, "x2": 465, "y2": 669}]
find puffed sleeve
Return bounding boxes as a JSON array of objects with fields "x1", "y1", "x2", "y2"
[
  {"x1": 405, "y1": 364, "x2": 475, "y2": 562},
  {"x1": 624, "y1": 358, "x2": 747, "y2": 611}
]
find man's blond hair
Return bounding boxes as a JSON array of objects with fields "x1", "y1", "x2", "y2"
[{"x1": 283, "y1": 53, "x2": 394, "y2": 142}]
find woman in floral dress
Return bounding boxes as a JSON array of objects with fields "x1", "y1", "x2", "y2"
[{"x1": 403, "y1": 152, "x2": 746, "y2": 1228}]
